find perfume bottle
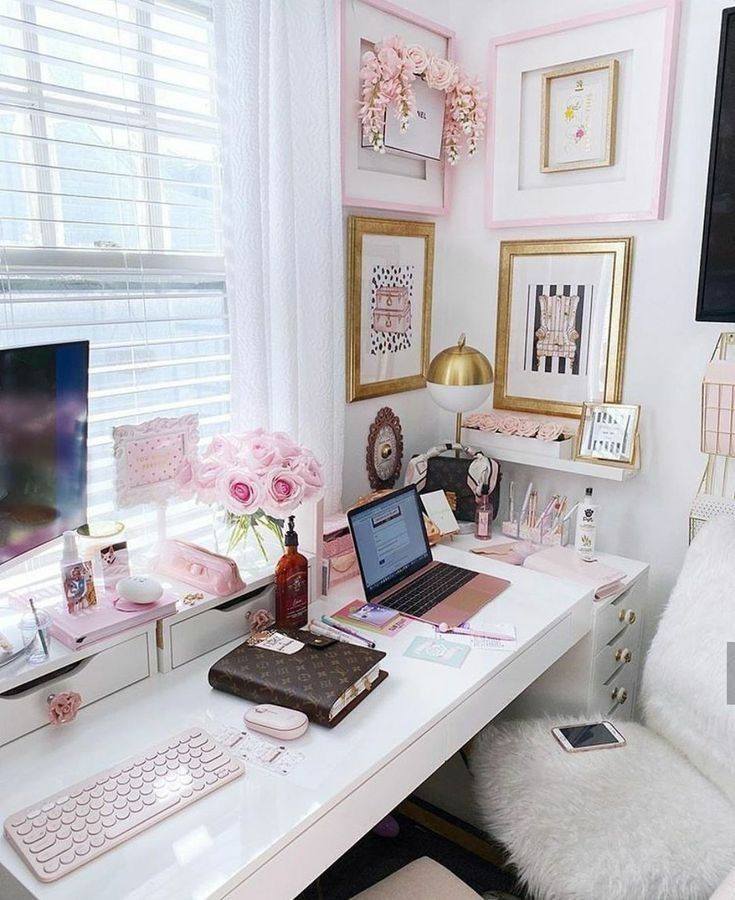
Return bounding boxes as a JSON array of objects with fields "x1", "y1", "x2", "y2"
[
  {"x1": 475, "y1": 484, "x2": 493, "y2": 541},
  {"x1": 275, "y1": 516, "x2": 309, "y2": 629}
]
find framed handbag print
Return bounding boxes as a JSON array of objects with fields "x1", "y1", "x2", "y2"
[
  {"x1": 494, "y1": 238, "x2": 632, "y2": 418},
  {"x1": 347, "y1": 216, "x2": 434, "y2": 402}
]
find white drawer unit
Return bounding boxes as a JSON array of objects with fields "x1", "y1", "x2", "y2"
[
  {"x1": 0, "y1": 627, "x2": 156, "y2": 748},
  {"x1": 157, "y1": 580, "x2": 276, "y2": 672},
  {"x1": 501, "y1": 558, "x2": 649, "y2": 723}
]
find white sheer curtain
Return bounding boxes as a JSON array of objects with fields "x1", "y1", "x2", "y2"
[{"x1": 215, "y1": 0, "x2": 344, "y2": 513}]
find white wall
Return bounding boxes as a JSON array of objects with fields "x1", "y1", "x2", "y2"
[{"x1": 344, "y1": 0, "x2": 729, "y2": 648}]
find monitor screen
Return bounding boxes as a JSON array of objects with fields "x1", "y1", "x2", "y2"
[
  {"x1": 348, "y1": 486, "x2": 431, "y2": 599},
  {"x1": 0, "y1": 342, "x2": 89, "y2": 566}
]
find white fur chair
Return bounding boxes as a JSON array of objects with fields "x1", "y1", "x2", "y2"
[{"x1": 470, "y1": 518, "x2": 735, "y2": 900}]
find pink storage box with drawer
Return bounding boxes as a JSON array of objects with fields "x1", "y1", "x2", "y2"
[{"x1": 323, "y1": 514, "x2": 359, "y2": 589}]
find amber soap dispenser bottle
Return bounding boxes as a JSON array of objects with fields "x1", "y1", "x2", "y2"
[{"x1": 275, "y1": 515, "x2": 309, "y2": 629}]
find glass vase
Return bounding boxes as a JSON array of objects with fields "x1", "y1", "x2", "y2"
[{"x1": 212, "y1": 507, "x2": 285, "y2": 568}]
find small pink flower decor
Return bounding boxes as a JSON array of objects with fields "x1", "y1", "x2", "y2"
[
  {"x1": 47, "y1": 691, "x2": 82, "y2": 726},
  {"x1": 177, "y1": 429, "x2": 324, "y2": 562},
  {"x1": 359, "y1": 35, "x2": 486, "y2": 165}
]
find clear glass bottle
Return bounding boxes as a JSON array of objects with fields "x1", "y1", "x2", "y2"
[{"x1": 475, "y1": 485, "x2": 493, "y2": 540}]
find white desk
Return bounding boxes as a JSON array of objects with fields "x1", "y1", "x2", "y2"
[{"x1": 0, "y1": 537, "x2": 594, "y2": 900}]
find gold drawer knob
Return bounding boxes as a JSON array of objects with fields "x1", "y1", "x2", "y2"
[
  {"x1": 615, "y1": 648, "x2": 633, "y2": 664},
  {"x1": 617, "y1": 608, "x2": 637, "y2": 625},
  {"x1": 611, "y1": 687, "x2": 628, "y2": 705}
]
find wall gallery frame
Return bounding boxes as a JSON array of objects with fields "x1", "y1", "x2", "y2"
[
  {"x1": 541, "y1": 59, "x2": 619, "y2": 173},
  {"x1": 574, "y1": 402, "x2": 640, "y2": 468},
  {"x1": 341, "y1": 0, "x2": 454, "y2": 214},
  {"x1": 494, "y1": 238, "x2": 633, "y2": 418},
  {"x1": 486, "y1": 0, "x2": 680, "y2": 228},
  {"x1": 347, "y1": 216, "x2": 434, "y2": 402}
]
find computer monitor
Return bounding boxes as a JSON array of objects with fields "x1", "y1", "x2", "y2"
[
  {"x1": 0, "y1": 341, "x2": 89, "y2": 567},
  {"x1": 348, "y1": 485, "x2": 431, "y2": 601}
]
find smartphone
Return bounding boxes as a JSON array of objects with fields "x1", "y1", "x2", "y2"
[{"x1": 551, "y1": 720, "x2": 626, "y2": 752}]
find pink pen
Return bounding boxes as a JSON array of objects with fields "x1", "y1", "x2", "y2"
[{"x1": 436, "y1": 622, "x2": 514, "y2": 641}]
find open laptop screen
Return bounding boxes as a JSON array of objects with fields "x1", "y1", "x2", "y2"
[{"x1": 348, "y1": 486, "x2": 431, "y2": 600}]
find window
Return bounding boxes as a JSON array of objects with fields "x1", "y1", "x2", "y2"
[{"x1": 0, "y1": 0, "x2": 228, "y2": 540}]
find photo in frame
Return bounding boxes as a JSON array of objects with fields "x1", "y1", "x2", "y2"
[
  {"x1": 341, "y1": 0, "x2": 454, "y2": 214},
  {"x1": 112, "y1": 414, "x2": 199, "y2": 508},
  {"x1": 494, "y1": 238, "x2": 632, "y2": 418},
  {"x1": 574, "y1": 402, "x2": 640, "y2": 468},
  {"x1": 347, "y1": 216, "x2": 434, "y2": 402},
  {"x1": 541, "y1": 59, "x2": 619, "y2": 173},
  {"x1": 486, "y1": 0, "x2": 680, "y2": 227}
]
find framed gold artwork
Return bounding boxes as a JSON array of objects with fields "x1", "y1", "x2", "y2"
[
  {"x1": 541, "y1": 59, "x2": 619, "y2": 173},
  {"x1": 494, "y1": 237, "x2": 632, "y2": 418},
  {"x1": 347, "y1": 215, "x2": 434, "y2": 402},
  {"x1": 574, "y1": 402, "x2": 640, "y2": 469}
]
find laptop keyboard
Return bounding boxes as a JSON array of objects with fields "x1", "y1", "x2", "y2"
[{"x1": 384, "y1": 564, "x2": 476, "y2": 618}]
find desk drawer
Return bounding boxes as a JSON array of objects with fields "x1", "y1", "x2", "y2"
[
  {"x1": 591, "y1": 661, "x2": 638, "y2": 720},
  {"x1": 592, "y1": 624, "x2": 642, "y2": 688},
  {"x1": 168, "y1": 584, "x2": 275, "y2": 669},
  {"x1": 594, "y1": 591, "x2": 642, "y2": 652},
  {"x1": 0, "y1": 632, "x2": 152, "y2": 748}
]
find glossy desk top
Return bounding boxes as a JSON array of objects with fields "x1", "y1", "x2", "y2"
[{"x1": 0, "y1": 536, "x2": 625, "y2": 900}]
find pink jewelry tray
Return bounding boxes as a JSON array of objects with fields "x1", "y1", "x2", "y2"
[{"x1": 47, "y1": 591, "x2": 177, "y2": 650}]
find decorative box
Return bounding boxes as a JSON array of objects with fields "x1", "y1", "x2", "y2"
[{"x1": 322, "y1": 514, "x2": 359, "y2": 591}]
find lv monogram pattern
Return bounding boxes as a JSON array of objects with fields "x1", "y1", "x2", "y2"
[{"x1": 209, "y1": 629, "x2": 386, "y2": 727}]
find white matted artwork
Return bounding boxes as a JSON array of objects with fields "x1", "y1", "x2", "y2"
[
  {"x1": 541, "y1": 59, "x2": 619, "y2": 172},
  {"x1": 495, "y1": 239, "x2": 632, "y2": 418},
  {"x1": 341, "y1": 0, "x2": 454, "y2": 214},
  {"x1": 486, "y1": 0, "x2": 680, "y2": 227},
  {"x1": 347, "y1": 216, "x2": 434, "y2": 401}
]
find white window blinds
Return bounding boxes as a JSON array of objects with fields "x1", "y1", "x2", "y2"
[{"x1": 0, "y1": 0, "x2": 228, "y2": 535}]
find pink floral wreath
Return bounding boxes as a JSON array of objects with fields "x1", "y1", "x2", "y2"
[{"x1": 359, "y1": 35, "x2": 486, "y2": 166}]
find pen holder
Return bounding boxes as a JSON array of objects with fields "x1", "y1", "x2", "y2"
[{"x1": 501, "y1": 517, "x2": 570, "y2": 547}]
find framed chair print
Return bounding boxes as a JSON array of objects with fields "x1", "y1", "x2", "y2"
[
  {"x1": 347, "y1": 216, "x2": 434, "y2": 401},
  {"x1": 494, "y1": 238, "x2": 633, "y2": 418}
]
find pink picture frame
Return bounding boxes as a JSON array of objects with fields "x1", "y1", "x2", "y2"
[
  {"x1": 485, "y1": 0, "x2": 681, "y2": 228},
  {"x1": 340, "y1": 0, "x2": 455, "y2": 215}
]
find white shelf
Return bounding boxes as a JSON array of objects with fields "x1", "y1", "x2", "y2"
[{"x1": 463, "y1": 428, "x2": 637, "y2": 482}]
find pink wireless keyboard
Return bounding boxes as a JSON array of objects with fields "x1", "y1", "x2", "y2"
[{"x1": 4, "y1": 727, "x2": 244, "y2": 883}]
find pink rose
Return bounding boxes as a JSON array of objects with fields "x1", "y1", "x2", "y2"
[
  {"x1": 262, "y1": 469, "x2": 305, "y2": 516},
  {"x1": 537, "y1": 423, "x2": 564, "y2": 442},
  {"x1": 498, "y1": 416, "x2": 521, "y2": 435},
  {"x1": 407, "y1": 44, "x2": 429, "y2": 75},
  {"x1": 217, "y1": 468, "x2": 264, "y2": 516},
  {"x1": 271, "y1": 431, "x2": 303, "y2": 464},
  {"x1": 377, "y1": 46, "x2": 402, "y2": 79},
  {"x1": 292, "y1": 452, "x2": 324, "y2": 493},
  {"x1": 241, "y1": 432, "x2": 279, "y2": 470},
  {"x1": 48, "y1": 691, "x2": 82, "y2": 726},
  {"x1": 425, "y1": 55, "x2": 457, "y2": 92},
  {"x1": 193, "y1": 459, "x2": 222, "y2": 505},
  {"x1": 515, "y1": 419, "x2": 540, "y2": 438},
  {"x1": 206, "y1": 434, "x2": 241, "y2": 463},
  {"x1": 174, "y1": 461, "x2": 195, "y2": 498}
]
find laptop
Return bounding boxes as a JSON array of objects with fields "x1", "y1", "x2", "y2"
[{"x1": 347, "y1": 485, "x2": 510, "y2": 628}]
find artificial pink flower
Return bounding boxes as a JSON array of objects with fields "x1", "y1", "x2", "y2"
[
  {"x1": 537, "y1": 423, "x2": 564, "y2": 442},
  {"x1": 271, "y1": 431, "x2": 303, "y2": 464},
  {"x1": 498, "y1": 416, "x2": 521, "y2": 435},
  {"x1": 241, "y1": 431, "x2": 279, "y2": 470},
  {"x1": 426, "y1": 55, "x2": 457, "y2": 92},
  {"x1": 206, "y1": 434, "x2": 241, "y2": 463},
  {"x1": 218, "y1": 468, "x2": 264, "y2": 516},
  {"x1": 48, "y1": 691, "x2": 82, "y2": 726},
  {"x1": 262, "y1": 470, "x2": 306, "y2": 516},
  {"x1": 292, "y1": 452, "x2": 324, "y2": 493},
  {"x1": 407, "y1": 44, "x2": 429, "y2": 74},
  {"x1": 516, "y1": 419, "x2": 540, "y2": 438}
]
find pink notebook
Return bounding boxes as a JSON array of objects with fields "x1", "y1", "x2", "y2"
[
  {"x1": 524, "y1": 546, "x2": 625, "y2": 601},
  {"x1": 48, "y1": 592, "x2": 177, "y2": 650}
]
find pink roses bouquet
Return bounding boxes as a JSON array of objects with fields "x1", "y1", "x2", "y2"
[
  {"x1": 178, "y1": 429, "x2": 324, "y2": 560},
  {"x1": 359, "y1": 35, "x2": 486, "y2": 165}
]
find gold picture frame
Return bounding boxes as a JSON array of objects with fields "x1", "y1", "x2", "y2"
[
  {"x1": 541, "y1": 59, "x2": 619, "y2": 173},
  {"x1": 574, "y1": 402, "x2": 641, "y2": 469},
  {"x1": 494, "y1": 237, "x2": 632, "y2": 418},
  {"x1": 347, "y1": 215, "x2": 434, "y2": 402}
]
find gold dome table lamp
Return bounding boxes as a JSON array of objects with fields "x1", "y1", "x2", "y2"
[{"x1": 427, "y1": 334, "x2": 494, "y2": 444}]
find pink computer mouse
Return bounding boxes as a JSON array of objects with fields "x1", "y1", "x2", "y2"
[{"x1": 244, "y1": 704, "x2": 308, "y2": 741}]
